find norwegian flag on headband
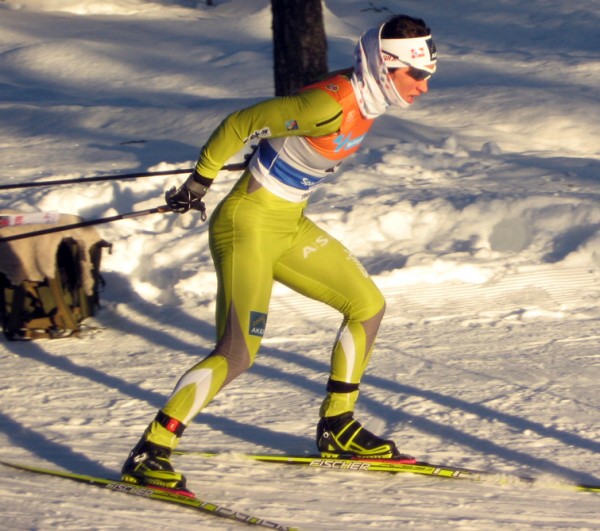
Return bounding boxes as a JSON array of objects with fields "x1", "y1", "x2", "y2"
[{"x1": 381, "y1": 35, "x2": 437, "y2": 71}]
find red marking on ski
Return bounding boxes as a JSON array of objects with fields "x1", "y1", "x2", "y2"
[
  {"x1": 348, "y1": 456, "x2": 417, "y2": 465},
  {"x1": 148, "y1": 484, "x2": 196, "y2": 498}
]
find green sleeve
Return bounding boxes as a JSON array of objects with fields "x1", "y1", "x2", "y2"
[{"x1": 195, "y1": 89, "x2": 343, "y2": 179}]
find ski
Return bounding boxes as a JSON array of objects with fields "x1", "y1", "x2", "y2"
[
  {"x1": 0, "y1": 460, "x2": 299, "y2": 530},
  {"x1": 175, "y1": 451, "x2": 600, "y2": 494}
]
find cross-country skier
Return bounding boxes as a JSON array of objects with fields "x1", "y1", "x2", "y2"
[{"x1": 122, "y1": 14, "x2": 437, "y2": 491}]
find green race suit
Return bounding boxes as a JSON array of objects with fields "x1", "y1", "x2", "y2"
[{"x1": 149, "y1": 74, "x2": 386, "y2": 449}]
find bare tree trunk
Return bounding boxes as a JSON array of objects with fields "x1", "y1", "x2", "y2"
[{"x1": 271, "y1": 0, "x2": 328, "y2": 96}]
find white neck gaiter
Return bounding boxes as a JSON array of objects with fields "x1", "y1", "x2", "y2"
[{"x1": 350, "y1": 26, "x2": 408, "y2": 119}]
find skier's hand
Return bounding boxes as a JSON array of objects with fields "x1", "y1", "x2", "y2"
[
  {"x1": 165, "y1": 185, "x2": 206, "y2": 217},
  {"x1": 165, "y1": 172, "x2": 211, "y2": 220}
]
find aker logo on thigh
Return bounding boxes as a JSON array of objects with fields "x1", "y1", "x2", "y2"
[{"x1": 249, "y1": 311, "x2": 268, "y2": 337}]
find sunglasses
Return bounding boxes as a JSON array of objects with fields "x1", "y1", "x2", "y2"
[
  {"x1": 407, "y1": 67, "x2": 432, "y2": 81},
  {"x1": 388, "y1": 65, "x2": 433, "y2": 81}
]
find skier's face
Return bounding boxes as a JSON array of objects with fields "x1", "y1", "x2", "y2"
[{"x1": 388, "y1": 65, "x2": 432, "y2": 105}]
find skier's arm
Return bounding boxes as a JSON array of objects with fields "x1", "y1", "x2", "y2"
[{"x1": 194, "y1": 90, "x2": 343, "y2": 180}]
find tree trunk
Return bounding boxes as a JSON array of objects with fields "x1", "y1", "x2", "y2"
[{"x1": 271, "y1": 0, "x2": 328, "y2": 96}]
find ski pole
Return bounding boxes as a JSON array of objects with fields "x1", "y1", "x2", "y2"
[
  {"x1": 0, "y1": 162, "x2": 248, "y2": 191},
  {"x1": 0, "y1": 205, "x2": 172, "y2": 244}
]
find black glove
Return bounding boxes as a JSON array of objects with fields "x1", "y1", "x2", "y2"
[{"x1": 165, "y1": 171, "x2": 211, "y2": 220}]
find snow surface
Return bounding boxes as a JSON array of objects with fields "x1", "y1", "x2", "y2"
[{"x1": 1, "y1": 0, "x2": 599, "y2": 529}]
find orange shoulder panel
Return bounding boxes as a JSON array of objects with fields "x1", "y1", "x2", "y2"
[{"x1": 301, "y1": 75, "x2": 374, "y2": 160}]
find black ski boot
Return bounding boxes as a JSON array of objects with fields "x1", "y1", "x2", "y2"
[
  {"x1": 317, "y1": 412, "x2": 415, "y2": 462},
  {"x1": 121, "y1": 438, "x2": 188, "y2": 491}
]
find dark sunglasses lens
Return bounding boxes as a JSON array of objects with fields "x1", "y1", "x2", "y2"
[{"x1": 408, "y1": 68, "x2": 431, "y2": 81}]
